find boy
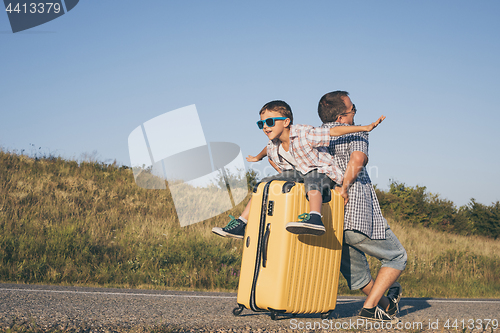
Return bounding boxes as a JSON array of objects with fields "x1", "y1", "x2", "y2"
[{"x1": 212, "y1": 100, "x2": 384, "y2": 238}]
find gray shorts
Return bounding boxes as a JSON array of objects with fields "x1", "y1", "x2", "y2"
[
  {"x1": 258, "y1": 169, "x2": 336, "y2": 203},
  {"x1": 340, "y1": 219, "x2": 407, "y2": 290}
]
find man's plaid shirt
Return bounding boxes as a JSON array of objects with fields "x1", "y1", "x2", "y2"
[
  {"x1": 266, "y1": 124, "x2": 344, "y2": 184},
  {"x1": 321, "y1": 122, "x2": 386, "y2": 239}
]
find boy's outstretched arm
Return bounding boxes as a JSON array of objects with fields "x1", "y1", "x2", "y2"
[
  {"x1": 246, "y1": 146, "x2": 281, "y2": 173},
  {"x1": 329, "y1": 115, "x2": 386, "y2": 136},
  {"x1": 246, "y1": 146, "x2": 267, "y2": 162}
]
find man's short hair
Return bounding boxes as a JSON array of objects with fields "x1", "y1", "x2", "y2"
[
  {"x1": 260, "y1": 100, "x2": 293, "y2": 125},
  {"x1": 318, "y1": 91, "x2": 349, "y2": 123}
]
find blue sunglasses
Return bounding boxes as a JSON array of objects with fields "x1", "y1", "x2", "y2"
[{"x1": 257, "y1": 117, "x2": 288, "y2": 129}]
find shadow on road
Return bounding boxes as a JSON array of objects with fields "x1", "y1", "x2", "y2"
[
  {"x1": 231, "y1": 297, "x2": 432, "y2": 321},
  {"x1": 398, "y1": 297, "x2": 432, "y2": 317}
]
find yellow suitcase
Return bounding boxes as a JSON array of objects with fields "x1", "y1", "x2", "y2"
[{"x1": 233, "y1": 180, "x2": 344, "y2": 320}]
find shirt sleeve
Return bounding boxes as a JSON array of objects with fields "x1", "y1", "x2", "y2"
[
  {"x1": 349, "y1": 132, "x2": 369, "y2": 158},
  {"x1": 303, "y1": 126, "x2": 331, "y2": 148}
]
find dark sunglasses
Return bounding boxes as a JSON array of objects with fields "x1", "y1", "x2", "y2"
[
  {"x1": 342, "y1": 104, "x2": 357, "y2": 116},
  {"x1": 257, "y1": 117, "x2": 288, "y2": 129}
]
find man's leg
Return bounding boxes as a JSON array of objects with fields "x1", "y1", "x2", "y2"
[
  {"x1": 360, "y1": 268, "x2": 401, "y2": 310},
  {"x1": 212, "y1": 170, "x2": 300, "y2": 238},
  {"x1": 341, "y1": 225, "x2": 406, "y2": 318}
]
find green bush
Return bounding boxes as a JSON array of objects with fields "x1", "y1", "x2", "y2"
[
  {"x1": 463, "y1": 199, "x2": 500, "y2": 239},
  {"x1": 376, "y1": 180, "x2": 499, "y2": 238}
]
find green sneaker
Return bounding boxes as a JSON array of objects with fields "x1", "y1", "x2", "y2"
[
  {"x1": 285, "y1": 213, "x2": 326, "y2": 236},
  {"x1": 212, "y1": 215, "x2": 246, "y2": 239}
]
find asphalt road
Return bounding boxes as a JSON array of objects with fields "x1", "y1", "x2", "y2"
[{"x1": 1, "y1": 283, "x2": 499, "y2": 332}]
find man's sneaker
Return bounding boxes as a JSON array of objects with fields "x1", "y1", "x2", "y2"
[
  {"x1": 358, "y1": 306, "x2": 399, "y2": 324},
  {"x1": 212, "y1": 215, "x2": 246, "y2": 239},
  {"x1": 386, "y1": 282, "x2": 402, "y2": 318},
  {"x1": 285, "y1": 213, "x2": 326, "y2": 236}
]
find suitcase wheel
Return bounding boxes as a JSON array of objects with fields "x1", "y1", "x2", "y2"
[
  {"x1": 269, "y1": 308, "x2": 286, "y2": 320},
  {"x1": 232, "y1": 304, "x2": 245, "y2": 316},
  {"x1": 320, "y1": 311, "x2": 332, "y2": 319},
  {"x1": 270, "y1": 310, "x2": 277, "y2": 321}
]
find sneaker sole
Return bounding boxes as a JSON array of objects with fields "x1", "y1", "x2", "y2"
[
  {"x1": 358, "y1": 314, "x2": 400, "y2": 325},
  {"x1": 211, "y1": 227, "x2": 244, "y2": 239},
  {"x1": 285, "y1": 222, "x2": 326, "y2": 236}
]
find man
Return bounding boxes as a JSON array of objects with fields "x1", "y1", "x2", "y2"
[{"x1": 319, "y1": 91, "x2": 407, "y2": 322}]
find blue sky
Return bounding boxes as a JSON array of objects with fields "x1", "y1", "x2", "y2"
[{"x1": 1, "y1": 1, "x2": 499, "y2": 208}]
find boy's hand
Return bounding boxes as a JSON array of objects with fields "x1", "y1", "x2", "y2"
[
  {"x1": 246, "y1": 155, "x2": 261, "y2": 162},
  {"x1": 365, "y1": 115, "x2": 386, "y2": 132}
]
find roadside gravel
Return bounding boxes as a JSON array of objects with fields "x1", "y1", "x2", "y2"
[
  {"x1": 1, "y1": 283, "x2": 293, "y2": 332},
  {"x1": 1, "y1": 283, "x2": 500, "y2": 332}
]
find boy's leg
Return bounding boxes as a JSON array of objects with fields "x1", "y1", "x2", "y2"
[
  {"x1": 307, "y1": 190, "x2": 323, "y2": 213},
  {"x1": 285, "y1": 170, "x2": 334, "y2": 236},
  {"x1": 212, "y1": 170, "x2": 299, "y2": 239}
]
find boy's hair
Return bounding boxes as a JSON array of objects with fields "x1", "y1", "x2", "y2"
[
  {"x1": 318, "y1": 91, "x2": 349, "y2": 123},
  {"x1": 259, "y1": 100, "x2": 293, "y2": 125}
]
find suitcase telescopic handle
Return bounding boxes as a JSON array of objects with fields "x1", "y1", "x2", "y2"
[{"x1": 261, "y1": 223, "x2": 271, "y2": 268}]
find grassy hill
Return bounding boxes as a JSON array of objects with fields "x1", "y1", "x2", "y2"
[{"x1": 1, "y1": 150, "x2": 499, "y2": 298}]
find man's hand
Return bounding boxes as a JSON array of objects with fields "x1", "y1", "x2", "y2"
[{"x1": 336, "y1": 186, "x2": 349, "y2": 205}]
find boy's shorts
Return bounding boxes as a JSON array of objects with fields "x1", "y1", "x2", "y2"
[{"x1": 257, "y1": 169, "x2": 336, "y2": 203}]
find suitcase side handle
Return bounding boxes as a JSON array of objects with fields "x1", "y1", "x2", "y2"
[
  {"x1": 261, "y1": 223, "x2": 271, "y2": 268},
  {"x1": 282, "y1": 181, "x2": 296, "y2": 193}
]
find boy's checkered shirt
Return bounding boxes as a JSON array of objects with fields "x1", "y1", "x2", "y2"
[
  {"x1": 266, "y1": 124, "x2": 344, "y2": 184},
  {"x1": 321, "y1": 122, "x2": 386, "y2": 240}
]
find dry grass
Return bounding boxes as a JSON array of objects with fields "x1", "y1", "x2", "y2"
[
  {"x1": 338, "y1": 218, "x2": 500, "y2": 298},
  {"x1": 392, "y1": 218, "x2": 500, "y2": 259},
  {"x1": 0, "y1": 150, "x2": 244, "y2": 291},
  {"x1": 1, "y1": 149, "x2": 499, "y2": 298}
]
